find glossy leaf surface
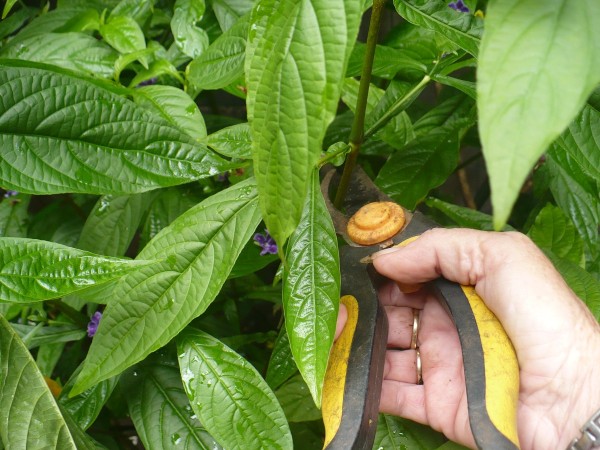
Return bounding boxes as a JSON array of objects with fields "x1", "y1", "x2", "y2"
[
  {"x1": 206, "y1": 123, "x2": 252, "y2": 159},
  {"x1": 128, "y1": 358, "x2": 221, "y2": 449},
  {"x1": 99, "y1": 15, "x2": 146, "y2": 56},
  {"x1": 72, "y1": 179, "x2": 261, "y2": 394},
  {"x1": 373, "y1": 414, "x2": 446, "y2": 449},
  {"x1": 246, "y1": 0, "x2": 362, "y2": 248},
  {"x1": 171, "y1": 0, "x2": 209, "y2": 58},
  {"x1": 477, "y1": 0, "x2": 600, "y2": 228},
  {"x1": 187, "y1": 13, "x2": 248, "y2": 91},
  {"x1": 0, "y1": 60, "x2": 229, "y2": 195},
  {"x1": 0, "y1": 238, "x2": 151, "y2": 303},
  {"x1": 177, "y1": 328, "x2": 292, "y2": 449},
  {"x1": 282, "y1": 170, "x2": 339, "y2": 407},
  {"x1": 265, "y1": 328, "x2": 298, "y2": 390},
  {"x1": 0, "y1": 314, "x2": 76, "y2": 448},
  {"x1": 393, "y1": 0, "x2": 483, "y2": 57}
]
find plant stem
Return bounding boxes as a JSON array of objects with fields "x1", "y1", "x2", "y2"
[
  {"x1": 334, "y1": 0, "x2": 386, "y2": 209},
  {"x1": 47, "y1": 300, "x2": 90, "y2": 328}
]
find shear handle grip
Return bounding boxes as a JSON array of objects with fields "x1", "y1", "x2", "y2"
[{"x1": 432, "y1": 278, "x2": 520, "y2": 450}]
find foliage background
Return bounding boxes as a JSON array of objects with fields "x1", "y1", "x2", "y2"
[{"x1": 0, "y1": 0, "x2": 598, "y2": 448}]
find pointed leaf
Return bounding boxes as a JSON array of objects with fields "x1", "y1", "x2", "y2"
[
  {"x1": 211, "y1": 0, "x2": 253, "y2": 31},
  {"x1": 132, "y1": 85, "x2": 207, "y2": 141},
  {"x1": 99, "y1": 15, "x2": 146, "y2": 55},
  {"x1": 0, "y1": 60, "x2": 229, "y2": 195},
  {"x1": 72, "y1": 179, "x2": 261, "y2": 394},
  {"x1": 0, "y1": 32, "x2": 118, "y2": 77},
  {"x1": 393, "y1": 0, "x2": 483, "y2": 57},
  {"x1": 171, "y1": 0, "x2": 209, "y2": 59},
  {"x1": 11, "y1": 323, "x2": 86, "y2": 349},
  {"x1": 177, "y1": 328, "x2": 293, "y2": 449},
  {"x1": 78, "y1": 192, "x2": 157, "y2": 257},
  {"x1": 477, "y1": 0, "x2": 600, "y2": 228},
  {"x1": 266, "y1": 328, "x2": 297, "y2": 390},
  {"x1": 246, "y1": 0, "x2": 362, "y2": 248},
  {"x1": 128, "y1": 358, "x2": 221, "y2": 449},
  {"x1": 187, "y1": 13, "x2": 248, "y2": 91},
  {"x1": 206, "y1": 123, "x2": 252, "y2": 159},
  {"x1": 282, "y1": 170, "x2": 339, "y2": 408},
  {"x1": 425, "y1": 197, "x2": 514, "y2": 232},
  {"x1": 528, "y1": 204, "x2": 584, "y2": 265},
  {"x1": 0, "y1": 314, "x2": 76, "y2": 448},
  {"x1": 274, "y1": 374, "x2": 321, "y2": 423},
  {"x1": 0, "y1": 238, "x2": 151, "y2": 303}
]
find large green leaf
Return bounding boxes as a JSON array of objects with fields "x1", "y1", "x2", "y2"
[
  {"x1": 265, "y1": 328, "x2": 297, "y2": 390},
  {"x1": 274, "y1": 374, "x2": 321, "y2": 423},
  {"x1": 477, "y1": 0, "x2": 600, "y2": 229},
  {"x1": 413, "y1": 93, "x2": 474, "y2": 138},
  {"x1": 0, "y1": 6, "x2": 36, "y2": 40},
  {"x1": 0, "y1": 32, "x2": 117, "y2": 77},
  {"x1": 128, "y1": 358, "x2": 221, "y2": 449},
  {"x1": 282, "y1": 170, "x2": 339, "y2": 408},
  {"x1": 0, "y1": 193, "x2": 30, "y2": 237},
  {"x1": 246, "y1": 0, "x2": 362, "y2": 248},
  {"x1": 0, "y1": 60, "x2": 229, "y2": 195},
  {"x1": 373, "y1": 414, "x2": 446, "y2": 449},
  {"x1": 425, "y1": 197, "x2": 515, "y2": 232},
  {"x1": 0, "y1": 238, "x2": 151, "y2": 303},
  {"x1": 0, "y1": 314, "x2": 76, "y2": 448},
  {"x1": 72, "y1": 179, "x2": 261, "y2": 394},
  {"x1": 211, "y1": 0, "x2": 253, "y2": 31},
  {"x1": 205, "y1": 122, "x2": 252, "y2": 159},
  {"x1": 187, "y1": 13, "x2": 248, "y2": 91},
  {"x1": 132, "y1": 85, "x2": 207, "y2": 141},
  {"x1": 393, "y1": 0, "x2": 483, "y2": 57},
  {"x1": 171, "y1": 0, "x2": 209, "y2": 58},
  {"x1": 346, "y1": 43, "x2": 428, "y2": 79},
  {"x1": 78, "y1": 192, "x2": 157, "y2": 257},
  {"x1": 177, "y1": 328, "x2": 293, "y2": 449},
  {"x1": 528, "y1": 204, "x2": 585, "y2": 266}
]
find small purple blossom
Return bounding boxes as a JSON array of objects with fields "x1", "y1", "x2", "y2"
[
  {"x1": 216, "y1": 172, "x2": 230, "y2": 182},
  {"x1": 448, "y1": 0, "x2": 469, "y2": 13},
  {"x1": 3, "y1": 190, "x2": 18, "y2": 198},
  {"x1": 87, "y1": 311, "x2": 102, "y2": 337},
  {"x1": 253, "y1": 230, "x2": 278, "y2": 256},
  {"x1": 136, "y1": 77, "x2": 158, "y2": 87}
]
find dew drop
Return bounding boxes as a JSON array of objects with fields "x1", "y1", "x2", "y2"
[{"x1": 171, "y1": 433, "x2": 182, "y2": 445}]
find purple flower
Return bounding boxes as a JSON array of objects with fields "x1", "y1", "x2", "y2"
[
  {"x1": 3, "y1": 190, "x2": 18, "y2": 198},
  {"x1": 216, "y1": 172, "x2": 230, "y2": 182},
  {"x1": 448, "y1": 0, "x2": 470, "y2": 13},
  {"x1": 87, "y1": 311, "x2": 102, "y2": 337},
  {"x1": 136, "y1": 77, "x2": 157, "y2": 87},
  {"x1": 253, "y1": 230, "x2": 278, "y2": 256}
]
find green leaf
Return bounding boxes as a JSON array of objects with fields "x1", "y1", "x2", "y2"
[
  {"x1": 59, "y1": 367, "x2": 119, "y2": 431},
  {"x1": 373, "y1": 414, "x2": 446, "y2": 449},
  {"x1": 0, "y1": 238, "x2": 151, "y2": 303},
  {"x1": 11, "y1": 323, "x2": 86, "y2": 349},
  {"x1": 477, "y1": 0, "x2": 600, "y2": 229},
  {"x1": 110, "y1": 0, "x2": 154, "y2": 26},
  {"x1": 425, "y1": 197, "x2": 515, "y2": 231},
  {"x1": 0, "y1": 60, "x2": 230, "y2": 195},
  {"x1": 346, "y1": 43, "x2": 428, "y2": 79},
  {"x1": 554, "y1": 104, "x2": 600, "y2": 185},
  {"x1": 72, "y1": 179, "x2": 261, "y2": 394},
  {"x1": 132, "y1": 85, "x2": 207, "y2": 141},
  {"x1": 528, "y1": 204, "x2": 584, "y2": 266},
  {"x1": 187, "y1": 13, "x2": 248, "y2": 91},
  {"x1": 393, "y1": 0, "x2": 483, "y2": 57},
  {"x1": 78, "y1": 193, "x2": 157, "y2": 257},
  {"x1": 282, "y1": 170, "x2": 339, "y2": 408},
  {"x1": 211, "y1": 0, "x2": 253, "y2": 31},
  {"x1": 58, "y1": 403, "x2": 108, "y2": 450},
  {"x1": 0, "y1": 314, "x2": 76, "y2": 448},
  {"x1": 55, "y1": 9, "x2": 101, "y2": 32},
  {"x1": 5, "y1": 7, "x2": 89, "y2": 43},
  {"x1": 546, "y1": 152, "x2": 600, "y2": 254},
  {"x1": 2, "y1": 0, "x2": 18, "y2": 20},
  {"x1": 434, "y1": 441, "x2": 471, "y2": 450},
  {"x1": 0, "y1": 193, "x2": 30, "y2": 238},
  {"x1": 544, "y1": 252, "x2": 600, "y2": 321},
  {"x1": 274, "y1": 374, "x2": 321, "y2": 423},
  {"x1": 171, "y1": 0, "x2": 209, "y2": 59},
  {"x1": 36, "y1": 342, "x2": 65, "y2": 377},
  {"x1": 0, "y1": 32, "x2": 118, "y2": 77},
  {"x1": 206, "y1": 122, "x2": 252, "y2": 159},
  {"x1": 228, "y1": 235, "x2": 279, "y2": 279},
  {"x1": 413, "y1": 93, "x2": 474, "y2": 138},
  {"x1": 0, "y1": 6, "x2": 36, "y2": 40},
  {"x1": 100, "y1": 15, "x2": 146, "y2": 55},
  {"x1": 431, "y1": 74, "x2": 476, "y2": 99},
  {"x1": 127, "y1": 358, "x2": 222, "y2": 449},
  {"x1": 177, "y1": 328, "x2": 293, "y2": 449},
  {"x1": 246, "y1": 0, "x2": 362, "y2": 249},
  {"x1": 266, "y1": 328, "x2": 298, "y2": 390}
]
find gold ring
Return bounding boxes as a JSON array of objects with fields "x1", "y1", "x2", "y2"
[
  {"x1": 416, "y1": 349, "x2": 423, "y2": 385},
  {"x1": 410, "y1": 309, "x2": 420, "y2": 350}
]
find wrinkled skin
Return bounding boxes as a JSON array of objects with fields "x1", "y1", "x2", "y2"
[{"x1": 335, "y1": 229, "x2": 600, "y2": 449}]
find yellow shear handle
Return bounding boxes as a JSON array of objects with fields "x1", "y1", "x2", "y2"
[{"x1": 433, "y1": 279, "x2": 521, "y2": 449}]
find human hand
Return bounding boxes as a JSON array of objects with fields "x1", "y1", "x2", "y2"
[{"x1": 337, "y1": 229, "x2": 600, "y2": 449}]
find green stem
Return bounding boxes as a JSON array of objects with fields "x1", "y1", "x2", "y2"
[
  {"x1": 364, "y1": 74, "x2": 431, "y2": 139},
  {"x1": 333, "y1": 0, "x2": 386, "y2": 209},
  {"x1": 46, "y1": 300, "x2": 90, "y2": 328}
]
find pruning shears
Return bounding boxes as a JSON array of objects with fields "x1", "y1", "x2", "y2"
[{"x1": 320, "y1": 165, "x2": 521, "y2": 450}]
